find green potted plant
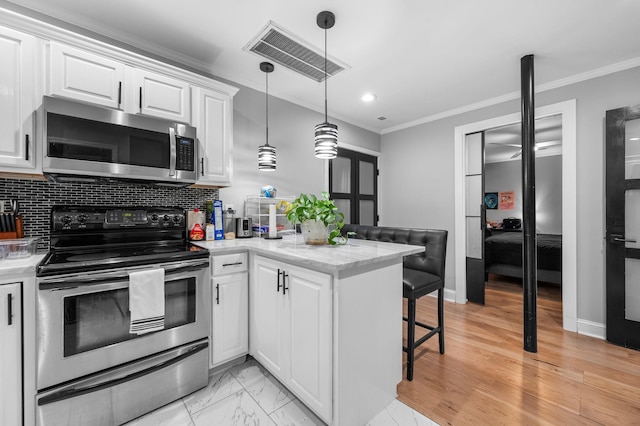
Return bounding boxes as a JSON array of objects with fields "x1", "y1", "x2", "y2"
[{"x1": 286, "y1": 192, "x2": 347, "y2": 245}]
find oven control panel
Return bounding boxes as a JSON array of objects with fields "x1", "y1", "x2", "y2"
[{"x1": 51, "y1": 206, "x2": 186, "y2": 231}]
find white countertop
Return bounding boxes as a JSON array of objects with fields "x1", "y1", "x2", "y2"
[
  {"x1": 194, "y1": 234, "x2": 423, "y2": 272},
  {"x1": 0, "y1": 253, "x2": 46, "y2": 277}
]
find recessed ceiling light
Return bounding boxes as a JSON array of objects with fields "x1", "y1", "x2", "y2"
[
  {"x1": 361, "y1": 93, "x2": 377, "y2": 102},
  {"x1": 630, "y1": 137, "x2": 640, "y2": 141}
]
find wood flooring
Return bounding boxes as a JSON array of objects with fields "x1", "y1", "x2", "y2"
[{"x1": 398, "y1": 274, "x2": 640, "y2": 425}]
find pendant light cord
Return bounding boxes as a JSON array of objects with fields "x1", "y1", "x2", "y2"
[
  {"x1": 324, "y1": 22, "x2": 328, "y2": 123},
  {"x1": 265, "y1": 68, "x2": 269, "y2": 146}
]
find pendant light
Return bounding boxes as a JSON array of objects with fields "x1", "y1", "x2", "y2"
[
  {"x1": 258, "y1": 61, "x2": 276, "y2": 171},
  {"x1": 314, "y1": 10, "x2": 338, "y2": 159}
]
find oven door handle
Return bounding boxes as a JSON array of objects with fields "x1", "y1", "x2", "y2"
[
  {"x1": 39, "y1": 260, "x2": 209, "y2": 290},
  {"x1": 37, "y1": 339, "x2": 208, "y2": 406}
]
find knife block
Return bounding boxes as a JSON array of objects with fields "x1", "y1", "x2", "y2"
[{"x1": 0, "y1": 215, "x2": 24, "y2": 240}]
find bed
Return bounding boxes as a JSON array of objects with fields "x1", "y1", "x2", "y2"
[{"x1": 484, "y1": 231, "x2": 562, "y2": 285}]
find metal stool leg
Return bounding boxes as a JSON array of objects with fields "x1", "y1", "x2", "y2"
[
  {"x1": 438, "y1": 287, "x2": 445, "y2": 354},
  {"x1": 406, "y1": 297, "x2": 416, "y2": 381}
]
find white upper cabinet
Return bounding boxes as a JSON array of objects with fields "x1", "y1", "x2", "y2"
[
  {"x1": 50, "y1": 42, "x2": 190, "y2": 123},
  {"x1": 192, "y1": 86, "x2": 234, "y2": 186},
  {"x1": 50, "y1": 42, "x2": 124, "y2": 110},
  {"x1": 128, "y1": 67, "x2": 191, "y2": 123},
  {"x1": 0, "y1": 26, "x2": 38, "y2": 172}
]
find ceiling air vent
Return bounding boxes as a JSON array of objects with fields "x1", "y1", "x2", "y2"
[{"x1": 244, "y1": 21, "x2": 348, "y2": 82}]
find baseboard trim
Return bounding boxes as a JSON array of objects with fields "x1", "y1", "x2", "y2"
[{"x1": 576, "y1": 319, "x2": 606, "y2": 340}]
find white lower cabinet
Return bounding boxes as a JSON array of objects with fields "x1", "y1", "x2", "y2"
[
  {"x1": 209, "y1": 253, "x2": 248, "y2": 368},
  {"x1": 0, "y1": 282, "x2": 22, "y2": 426},
  {"x1": 250, "y1": 255, "x2": 332, "y2": 423}
]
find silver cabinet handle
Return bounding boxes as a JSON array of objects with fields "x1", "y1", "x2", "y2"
[
  {"x1": 612, "y1": 234, "x2": 637, "y2": 243},
  {"x1": 7, "y1": 293, "x2": 12, "y2": 326},
  {"x1": 614, "y1": 237, "x2": 637, "y2": 243},
  {"x1": 222, "y1": 262, "x2": 243, "y2": 267}
]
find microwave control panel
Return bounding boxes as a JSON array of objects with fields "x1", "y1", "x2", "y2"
[{"x1": 176, "y1": 137, "x2": 195, "y2": 171}]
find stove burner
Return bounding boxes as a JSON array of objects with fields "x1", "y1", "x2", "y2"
[
  {"x1": 145, "y1": 247, "x2": 181, "y2": 254},
  {"x1": 66, "y1": 252, "x2": 121, "y2": 262}
]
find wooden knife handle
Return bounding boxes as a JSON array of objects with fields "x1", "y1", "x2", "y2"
[{"x1": 15, "y1": 215, "x2": 24, "y2": 238}]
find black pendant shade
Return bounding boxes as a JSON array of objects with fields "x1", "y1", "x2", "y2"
[
  {"x1": 258, "y1": 61, "x2": 276, "y2": 171},
  {"x1": 314, "y1": 11, "x2": 338, "y2": 160}
]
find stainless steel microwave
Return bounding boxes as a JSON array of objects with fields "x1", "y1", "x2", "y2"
[{"x1": 42, "y1": 96, "x2": 197, "y2": 186}]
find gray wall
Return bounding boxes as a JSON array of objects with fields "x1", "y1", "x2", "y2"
[
  {"x1": 380, "y1": 65, "x2": 640, "y2": 327},
  {"x1": 219, "y1": 82, "x2": 380, "y2": 216},
  {"x1": 485, "y1": 155, "x2": 562, "y2": 234},
  {"x1": 0, "y1": 1, "x2": 382, "y2": 219}
]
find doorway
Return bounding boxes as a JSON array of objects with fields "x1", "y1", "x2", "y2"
[{"x1": 454, "y1": 99, "x2": 578, "y2": 332}]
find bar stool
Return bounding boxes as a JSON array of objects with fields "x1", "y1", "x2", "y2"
[{"x1": 402, "y1": 229, "x2": 448, "y2": 381}]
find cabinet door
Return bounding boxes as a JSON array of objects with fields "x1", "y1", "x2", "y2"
[
  {"x1": 50, "y1": 42, "x2": 124, "y2": 109},
  {"x1": 192, "y1": 86, "x2": 233, "y2": 186},
  {"x1": 0, "y1": 283, "x2": 22, "y2": 426},
  {"x1": 210, "y1": 272, "x2": 248, "y2": 368},
  {"x1": 130, "y1": 67, "x2": 190, "y2": 123},
  {"x1": 284, "y1": 264, "x2": 332, "y2": 422},
  {"x1": 250, "y1": 256, "x2": 286, "y2": 379},
  {"x1": 0, "y1": 27, "x2": 36, "y2": 171}
]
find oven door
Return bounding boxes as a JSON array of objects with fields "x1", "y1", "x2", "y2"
[{"x1": 36, "y1": 258, "x2": 209, "y2": 390}]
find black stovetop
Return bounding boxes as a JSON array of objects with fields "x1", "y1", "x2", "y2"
[{"x1": 36, "y1": 205, "x2": 209, "y2": 277}]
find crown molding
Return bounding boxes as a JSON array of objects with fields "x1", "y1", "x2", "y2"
[{"x1": 381, "y1": 56, "x2": 640, "y2": 135}]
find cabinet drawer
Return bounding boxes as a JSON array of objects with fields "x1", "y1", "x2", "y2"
[{"x1": 211, "y1": 253, "x2": 247, "y2": 275}]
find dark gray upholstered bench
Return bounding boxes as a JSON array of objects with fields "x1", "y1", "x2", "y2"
[{"x1": 341, "y1": 224, "x2": 448, "y2": 381}]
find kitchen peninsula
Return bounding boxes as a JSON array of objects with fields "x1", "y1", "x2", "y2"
[{"x1": 195, "y1": 235, "x2": 423, "y2": 426}]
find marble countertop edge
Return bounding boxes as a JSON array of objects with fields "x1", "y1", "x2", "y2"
[{"x1": 194, "y1": 235, "x2": 424, "y2": 272}]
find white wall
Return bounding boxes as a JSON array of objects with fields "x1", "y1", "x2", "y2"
[
  {"x1": 218, "y1": 83, "x2": 380, "y2": 215},
  {"x1": 485, "y1": 155, "x2": 562, "y2": 234},
  {"x1": 380, "y1": 66, "x2": 640, "y2": 326}
]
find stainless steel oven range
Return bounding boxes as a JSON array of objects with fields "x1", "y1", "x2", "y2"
[{"x1": 35, "y1": 205, "x2": 210, "y2": 426}]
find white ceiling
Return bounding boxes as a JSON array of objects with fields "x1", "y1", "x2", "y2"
[{"x1": 4, "y1": 0, "x2": 640, "y2": 133}]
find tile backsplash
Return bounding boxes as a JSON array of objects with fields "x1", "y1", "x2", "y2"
[{"x1": 0, "y1": 177, "x2": 218, "y2": 250}]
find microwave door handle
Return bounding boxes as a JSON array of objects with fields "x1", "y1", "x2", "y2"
[{"x1": 169, "y1": 127, "x2": 177, "y2": 177}]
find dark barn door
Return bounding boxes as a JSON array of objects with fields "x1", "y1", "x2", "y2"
[
  {"x1": 605, "y1": 104, "x2": 640, "y2": 349},
  {"x1": 330, "y1": 148, "x2": 378, "y2": 225}
]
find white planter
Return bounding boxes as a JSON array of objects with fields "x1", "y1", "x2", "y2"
[{"x1": 300, "y1": 220, "x2": 328, "y2": 245}]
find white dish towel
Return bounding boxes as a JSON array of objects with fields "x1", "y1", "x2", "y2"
[{"x1": 129, "y1": 268, "x2": 165, "y2": 335}]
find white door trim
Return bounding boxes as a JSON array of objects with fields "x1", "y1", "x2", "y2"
[{"x1": 453, "y1": 99, "x2": 577, "y2": 332}]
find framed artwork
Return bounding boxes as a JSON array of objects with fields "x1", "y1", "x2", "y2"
[
  {"x1": 499, "y1": 191, "x2": 514, "y2": 210},
  {"x1": 484, "y1": 192, "x2": 498, "y2": 209}
]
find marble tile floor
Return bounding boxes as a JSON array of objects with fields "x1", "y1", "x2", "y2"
[{"x1": 124, "y1": 357, "x2": 438, "y2": 426}]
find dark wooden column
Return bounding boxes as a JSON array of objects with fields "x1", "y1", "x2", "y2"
[{"x1": 521, "y1": 54, "x2": 537, "y2": 352}]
